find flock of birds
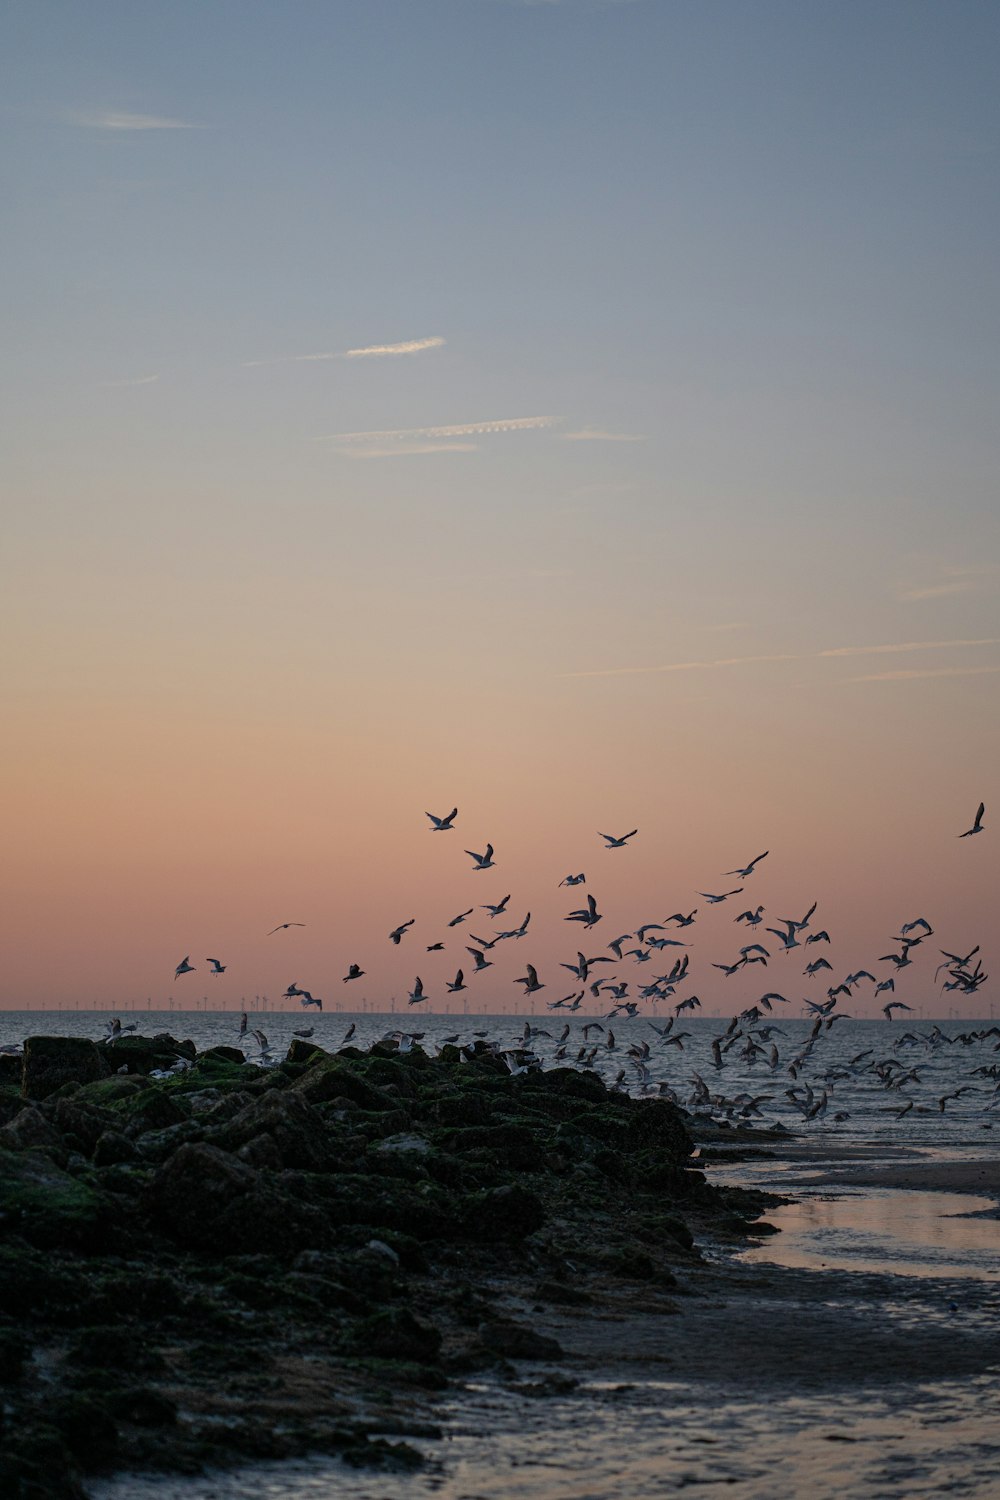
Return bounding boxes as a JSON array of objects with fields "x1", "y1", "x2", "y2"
[{"x1": 118, "y1": 799, "x2": 994, "y2": 1129}]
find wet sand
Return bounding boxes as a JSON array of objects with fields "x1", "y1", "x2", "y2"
[{"x1": 805, "y1": 1157, "x2": 1000, "y2": 1196}]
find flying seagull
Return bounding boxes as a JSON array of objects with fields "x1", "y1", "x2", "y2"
[
  {"x1": 482, "y1": 895, "x2": 511, "y2": 917},
  {"x1": 883, "y1": 1001, "x2": 913, "y2": 1019},
  {"x1": 446, "y1": 969, "x2": 466, "y2": 993},
  {"x1": 959, "y1": 802, "x2": 985, "y2": 838},
  {"x1": 267, "y1": 922, "x2": 305, "y2": 935},
  {"x1": 174, "y1": 956, "x2": 195, "y2": 978},
  {"x1": 565, "y1": 893, "x2": 602, "y2": 927},
  {"x1": 559, "y1": 873, "x2": 586, "y2": 886},
  {"x1": 426, "y1": 807, "x2": 458, "y2": 831},
  {"x1": 448, "y1": 909, "x2": 474, "y2": 927},
  {"x1": 514, "y1": 964, "x2": 545, "y2": 994},
  {"x1": 725, "y1": 851, "x2": 769, "y2": 879},
  {"x1": 699, "y1": 889, "x2": 743, "y2": 905},
  {"x1": 343, "y1": 963, "x2": 365, "y2": 982},
  {"x1": 465, "y1": 843, "x2": 496, "y2": 871},
  {"x1": 206, "y1": 958, "x2": 226, "y2": 974},
  {"x1": 389, "y1": 919, "x2": 415, "y2": 944},
  {"x1": 408, "y1": 977, "x2": 428, "y2": 1005},
  {"x1": 599, "y1": 829, "x2": 638, "y2": 848}
]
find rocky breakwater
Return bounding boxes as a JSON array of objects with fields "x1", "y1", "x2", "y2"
[{"x1": 0, "y1": 1033, "x2": 772, "y2": 1499}]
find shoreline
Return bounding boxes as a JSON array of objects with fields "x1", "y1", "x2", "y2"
[{"x1": 3, "y1": 1031, "x2": 999, "y2": 1499}]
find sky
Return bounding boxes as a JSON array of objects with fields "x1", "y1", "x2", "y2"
[{"x1": 2, "y1": 0, "x2": 998, "y2": 1017}]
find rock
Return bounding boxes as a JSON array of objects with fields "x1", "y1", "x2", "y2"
[
  {"x1": 0, "y1": 1055, "x2": 22, "y2": 1087},
  {"x1": 132, "y1": 1119, "x2": 203, "y2": 1163},
  {"x1": 92, "y1": 1130, "x2": 137, "y2": 1167},
  {"x1": 353, "y1": 1307, "x2": 442, "y2": 1364},
  {"x1": 115, "y1": 1388, "x2": 177, "y2": 1426},
  {"x1": 533, "y1": 1279, "x2": 592, "y2": 1306},
  {"x1": 66, "y1": 1325, "x2": 168, "y2": 1375},
  {"x1": 365, "y1": 1238, "x2": 401, "y2": 1268},
  {"x1": 237, "y1": 1133, "x2": 284, "y2": 1170},
  {"x1": 292, "y1": 1061, "x2": 398, "y2": 1113},
  {"x1": 527, "y1": 1067, "x2": 607, "y2": 1103},
  {"x1": 428, "y1": 1091, "x2": 491, "y2": 1127},
  {"x1": 150, "y1": 1142, "x2": 331, "y2": 1255},
  {"x1": 477, "y1": 1318, "x2": 564, "y2": 1360},
  {"x1": 200, "y1": 1045, "x2": 246, "y2": 1064},
  {"x1": 0, "y1": 1105, "x2": 68, "y2": 1163},
  {"x1": 285, "y1": 1040, "x2": 331, "y2": 1066},
  {"x1": 0, "y1": 1323, "x2": 29, "y2": 1382},
  {"x1": 0, "y1": 1148, "x2": 110, "y2": 1250},
  {"x1": 465, "y1": 1183, "x2": 545, "y2": 1241},
  {"x1": 22, "y1": 1037, "x2": 110, "y2": 1101},
  {"x1": 53, "y1": 1099, "x2": 116, "y2": 1155},
  {"x1": 74, "y1": 1076, "x2": 149, "y2": 1108},
  {"x1": 49, "y1": 1392, "x2": 119, "y2": 1465},
  {"x1": 120, "y1": 1089, "x2": 187, "y2": 1137},
  {"x1": 0, "y1": 1088, "x2": 25, "y2": 1126},
  {"x1": 0, "y1": 1243, "x2": 79, "y2": 1317},
  {"x1": 437, "y1": 1123, "x2": 543, "y2": 1171},
  {"x1": 215, "y1": 1088, "x2": 335, "y2": 1170}
]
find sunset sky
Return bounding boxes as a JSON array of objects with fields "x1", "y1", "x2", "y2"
[{"x1": 2, "y1": 0, "x2": 997, "y2": 1016}]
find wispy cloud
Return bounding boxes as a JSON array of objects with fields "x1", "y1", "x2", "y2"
[
  {"x1": 560, "y1": 638, "x2": 1000, "y2": 679},
  {"x1": 340, "y1": 442, "x2": 477, "y2": 459},
  {"x1": 321, "y1": 415, "x2": 555, "y2": 445},
  {"x1": 561, "y1": 428, "x2": 644, "y2": 443},
  {"x1": 895, "y1": 561, "x2": 998, "y2": 602},
  {"x1": 897, "y1": 581, "x2": 979, "y2": 601},
  {"x1": 818, "y1": 638, "x2": 1000, "y2": 659},
  {"x1": 345, "y1": 337, "x2": 445, "y2": 359},
  {"x1": 99, "y1": 374, "x2": 160, "y2": 387},
  {"x1": 73, "y1": 111, "x2": 195, "y2": 131},
  {"x1": 244, "y1": 337, "x2": 445, "y2": 368},
  {"x1": 560, "y1": 653, "x2": 801, "y2": 679},
  {"x1": 848, "y1": 665, "x2": 1000, "y2": 683}
]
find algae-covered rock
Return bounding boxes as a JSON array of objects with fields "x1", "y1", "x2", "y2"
[
  {"x1": 150, "y1": 1141, "x2": 331, "y2": 1254},
  {"x1": 214, "y1": 1088, "x2": 335, "y2": 1170},
  {"x1": 0, "y1": 1322, "x2": 29, "y2": 1383},
  {"x1": 52, "y1": 1098, "x2": 116, "y2": 1156},
  {"x1": 0, "y1": 1054, "x2": 22, "y2": 1087},
  {"x1": 22, "y1": 1037, "x2": 109, "y2": 1101},
  {"x1": 477, "y1": 1317, "x2": 563, "y2": 1360},
  {"x1": 465, "y1": 1182, "x2": 545, "y2": 1241},
  {"x1": 0, "y1": 1105, "x2": 68, "y2": 1162},
  {"x1": 293, "y1": 1061, "x2": 398, "y2": 1112},
  {"x1": 49, "y1": 1391, "x2": 119, "y2": 1466},
  {"x1": 285, "y1": 1039, "x2": 331, "y2": 1066},
  {"x1": 201, "y1": 1045, "x2": 246, "y2": 1064},
  {"x1": 120, "y1": 1088, "x2": 187, "y2": 1136},
  {"x1": 523, "y1": 1066, "x2": 607, "y2": 1103},
  {"x1": 73, "y1": 1075, "x2": 150, "y2": 1109},
  {"x1": 352, "y1": 1307, "x2": 442, "y2": 1364},
  {"x1": 91, "y1": 1130, "x2": 138, "y2": 1167},
  {"x1": 0, "y1": 1148, "x2": 111, "y2": 1249}
]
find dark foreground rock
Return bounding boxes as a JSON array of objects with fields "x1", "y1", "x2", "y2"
[{"x1": 0, "y1": 1034, "x2": 772, "y2": 1499}]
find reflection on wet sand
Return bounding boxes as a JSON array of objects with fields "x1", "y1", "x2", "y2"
[{"x1": 738, "y1": 1186, "x2": 1000, "y2": 1279}]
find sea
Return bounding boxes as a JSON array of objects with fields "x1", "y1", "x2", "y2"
[{"x1": 7, "y1": 1009, "x2": 1000, "y2": 1499}]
